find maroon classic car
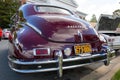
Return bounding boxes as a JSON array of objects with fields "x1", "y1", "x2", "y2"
[{"x1": 8, "y1": 3, "x2": 114, "y2": 75}]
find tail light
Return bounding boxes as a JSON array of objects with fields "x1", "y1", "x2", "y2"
[
  {"x1": 108, "y1": 38, "x2": 114, "y2": 43},
  {"x1": 33, "y1": 48, "x2": 50, "y2": 56}
]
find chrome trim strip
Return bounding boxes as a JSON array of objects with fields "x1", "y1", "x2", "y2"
[
  {"x1": 8, "y1": 59, "x2": 106, "y2": 73},
  {"x1": 8, "y1": 53, "x2": 107, "y2": 65},
  {"x1": 26, "y1": 22, "x2": 42, "y2": 35},
  {"x1": 14, "y1": 39, "x2": 22, "y2": 53},
  {"x1": 33, "y1": 49, "x2": 36, "y2": 56},
  {"x1": 77, "y1": 30, "x2": 83, "y2": 42}
]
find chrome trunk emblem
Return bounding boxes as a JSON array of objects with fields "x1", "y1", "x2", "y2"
[{"x1": 67, "y1": 25, "x2": 87, "y2": 29}]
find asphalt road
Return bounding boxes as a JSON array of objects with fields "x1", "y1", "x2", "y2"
[{"x1": 0, "y1": 40, "x2": 109, "y2": 80}]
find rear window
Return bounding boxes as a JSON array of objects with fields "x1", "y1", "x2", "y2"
[{"x1": 35, "y1": 6, "x2": 73, "y2": 15}]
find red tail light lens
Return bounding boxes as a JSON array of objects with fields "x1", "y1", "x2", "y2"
[
  {"x1": 33, "y1": 48, "x2": 50, "y2": 56},
  {"x1": 36, "y1": 49, "x2": 47, "y2": 54},
  {"x1": 108, "y1": 38, "x2": 114, "y2": 42}
]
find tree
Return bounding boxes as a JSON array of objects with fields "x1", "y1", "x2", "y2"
[
  {"x1": 113, "y1": 9, "x2": 120, "y2": 16},
  {"x1": 0, "y1": 0, "x2": 19, "y2": 29},
  {"x1": 90, "y1": 14, "x2": 97, "y2": 22}
]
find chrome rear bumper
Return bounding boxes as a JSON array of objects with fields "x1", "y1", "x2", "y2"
[{"x1": 8, "y1": 52, "x2": 112, "y2": 73}]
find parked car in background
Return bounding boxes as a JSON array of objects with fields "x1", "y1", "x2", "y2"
[
  {"x1": 95, "y1": 14, "x2": 120, "y2": 54},
  {"x1": 2, "y1": 28, "x2": 10, "y2": 39},
  {"x1": 8, "y1": 3, "x2": 114, "y2": 76},
  {"x1": 0, "y1": 27, "x2": 2, "y2": 41}
]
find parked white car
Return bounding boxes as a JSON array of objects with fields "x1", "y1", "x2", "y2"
[
  {"x1": 95, "y1": 14, "x2": 120, "y2": 53},
  {"x1": 2, "y1": 28, "x2": 10, "y2": 39}
]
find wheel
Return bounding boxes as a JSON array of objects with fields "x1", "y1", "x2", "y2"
[
  {"x1": 104, "y1": 60, "x2": 110, "y2": 66},
  {"x1": 0, "y1": 38, "x2": 1, "y2": 41},
  {"x1": 115, "y1": 49, "x2": 120, "y2": 56},
  {"x1": 104, "y1": 52, "x2": 110, "y2": 66}
]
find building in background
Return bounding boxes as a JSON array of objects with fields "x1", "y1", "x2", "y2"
[
  {"x1": 20, "y1": 0, "x2": 26, "y2": 5},
  {"x1": 21, "y1": 0, "x2": 87, "y2": 20}
]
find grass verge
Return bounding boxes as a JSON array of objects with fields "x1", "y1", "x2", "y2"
[{"x1": 112, "y1": 69, "x2": 120, "y2": 80}]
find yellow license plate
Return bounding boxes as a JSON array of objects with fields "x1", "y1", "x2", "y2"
[{"x1": 74, "y1": 43, "x2": 92, "y2": 55}]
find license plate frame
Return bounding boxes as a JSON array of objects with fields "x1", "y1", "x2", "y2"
[{"x1": 74, "y1": 43, "x2": 92, "y2": 55}]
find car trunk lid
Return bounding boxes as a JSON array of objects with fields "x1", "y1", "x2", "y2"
[{"x1": 27, "y1": 14, "x2": 99, "y2": 43}]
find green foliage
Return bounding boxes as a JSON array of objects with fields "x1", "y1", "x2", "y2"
[
  {"x1": 0, "y1": 0, "x2": 19, "y2": 29},
  {"x1": 113, "y1": 9, "x2": 120, "y2": 16},
  {"x1": 111, "y1": 69, "x2": 120, "y2": 80},
  {"x1": 90, "y1": 14, "x2": 97, "y2": 22},
  {"x1": 118, "y1": 23, "x2": 120, "y2": 28}
]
